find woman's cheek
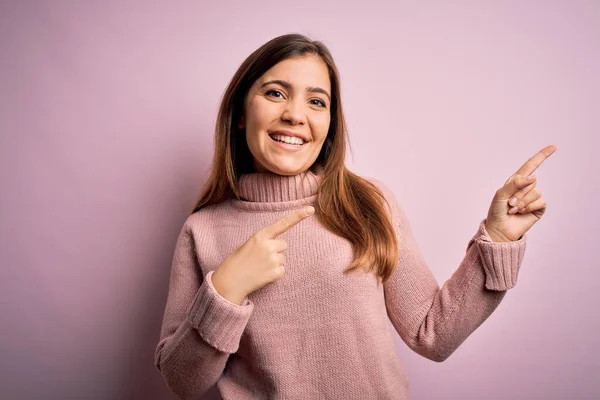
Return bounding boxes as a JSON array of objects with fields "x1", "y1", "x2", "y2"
[{"x1": 311, "y1": 112, "x2": 330, "y2": 128}]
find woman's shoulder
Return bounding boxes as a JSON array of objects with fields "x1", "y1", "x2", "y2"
[
  {"x1": 182, "y1": 201, "x2": 231, "y2": 228},
  {"x1": 362, "y1": 175, "x2": 398, "y2": 203}
]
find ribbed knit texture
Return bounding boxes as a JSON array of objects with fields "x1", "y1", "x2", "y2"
[{"x1": 154, "y1": 170, "x2": 527, "y2": 399}]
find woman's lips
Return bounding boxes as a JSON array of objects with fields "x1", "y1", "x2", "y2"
[{"x1": 269, "y1": 135, "x2": 306, "y2": 152}]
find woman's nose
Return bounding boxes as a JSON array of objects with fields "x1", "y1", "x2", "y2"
[{"x1": 281, "y1": 100, "x2": 305, "y2": 125}]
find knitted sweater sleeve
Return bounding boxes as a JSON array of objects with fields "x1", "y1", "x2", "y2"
[
  {"x1": 154, "y1": 219, "x2": 254, "y2": 399},
  {"x1": 372, "y1": 179, "x2": 527, "y2": 362}
]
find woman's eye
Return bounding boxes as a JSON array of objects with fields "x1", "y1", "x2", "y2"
[
  {"x1": 311, "y1": 99, "x2": 326, "y2": 108},
  {"x1": 265, "y1": 89, "x2": 284, "y2": 98}
]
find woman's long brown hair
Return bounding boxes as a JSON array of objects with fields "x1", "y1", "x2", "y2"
[{"x1": 191, "y1": 33, "x2": 399, "y2": 284}]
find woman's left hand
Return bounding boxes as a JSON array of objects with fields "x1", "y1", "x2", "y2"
[{"x1": 484, "y1": 145, "x2": 557, "y2": 242}]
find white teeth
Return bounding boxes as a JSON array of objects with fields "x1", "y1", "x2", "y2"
[{"x1": 270, "y1": 134, "x2": 305, "y2": 145}]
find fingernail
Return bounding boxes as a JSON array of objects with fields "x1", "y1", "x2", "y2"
[
  {"x1": 509, "y1": 206, "x2": 519, "y2": 214},
  {"x1": 306, "y1": 206, "x2": 315, "y2": 215},
  {"x1": 509, "y1": 197, "x2": 518, "y2": 206}
]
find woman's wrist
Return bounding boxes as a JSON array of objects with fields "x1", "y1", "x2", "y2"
[{"x1": 211, "y1": 270, "x2": 247, "y2": 305}]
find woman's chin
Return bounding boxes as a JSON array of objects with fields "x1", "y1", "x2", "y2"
[{"x1": 264, "y1": 161, "x2": 307, "y2": 176}]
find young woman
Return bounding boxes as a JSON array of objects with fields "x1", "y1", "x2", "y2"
[{"x1": 154, "y1": 33, "x2": 555, "y2": 399}]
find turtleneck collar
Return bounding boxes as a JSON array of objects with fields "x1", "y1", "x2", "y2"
[
  {"x1": 236, "y1": 169, "x2": 322, "y2": 203},
  {"x1": 229, "y1": 168, "x2": 322, "y2": 212}
]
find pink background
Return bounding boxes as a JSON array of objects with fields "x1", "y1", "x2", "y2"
[{"x1": 2, "y1": 1, "x2": 598, "y2": 399}]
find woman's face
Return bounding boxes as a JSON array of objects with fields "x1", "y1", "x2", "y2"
[{"x1": 241, "y1": 54, "x2": 331, "y2": 175}]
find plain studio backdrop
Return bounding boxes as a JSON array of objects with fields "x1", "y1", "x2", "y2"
[{"x1": 1, "y1": 1, "x2": 598, "y2": 399}]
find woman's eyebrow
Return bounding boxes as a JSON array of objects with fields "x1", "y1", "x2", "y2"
[{"x1": 260, "y1": 79, "x2": 331, "y2": 101}]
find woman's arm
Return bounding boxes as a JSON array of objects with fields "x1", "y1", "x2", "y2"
[
  {"x1": 154, "y1": 220, "x2": 254, "y2": 399},
  {"x1": 373, "y1": 179, "x2": 527, "y2": 362}
]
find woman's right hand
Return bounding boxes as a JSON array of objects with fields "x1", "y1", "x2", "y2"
[{"x1": 211, "y1": 205, "x2": 316, "y2": 305}]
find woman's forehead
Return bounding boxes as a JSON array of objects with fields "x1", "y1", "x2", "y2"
[{"x1": 257, "y1": 56, "x2": 331, "y2": 90}]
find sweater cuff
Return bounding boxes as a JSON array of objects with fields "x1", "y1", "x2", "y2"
[
  {"x1": 467, "y1": 219, "x2": 527, "y2": 291},
  {"x1": 187, "y1": 270, "x2": 254, "y2": 353}
]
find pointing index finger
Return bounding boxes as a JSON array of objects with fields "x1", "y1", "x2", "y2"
[
  {"x1": 514, "y1": 144, "x2": 557, "y2": 177},
  {"x1": 261, "y1": 206, "x2": 315, "y2": 239}
]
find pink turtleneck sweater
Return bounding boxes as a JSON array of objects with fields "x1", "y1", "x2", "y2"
[{"x1": 154, "y1": 170, "x2": 527, "y2": 399}]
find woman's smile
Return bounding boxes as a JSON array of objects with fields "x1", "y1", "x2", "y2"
[{"x1": 268, "y1": 133, "x2": 308, "y2": 153}]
